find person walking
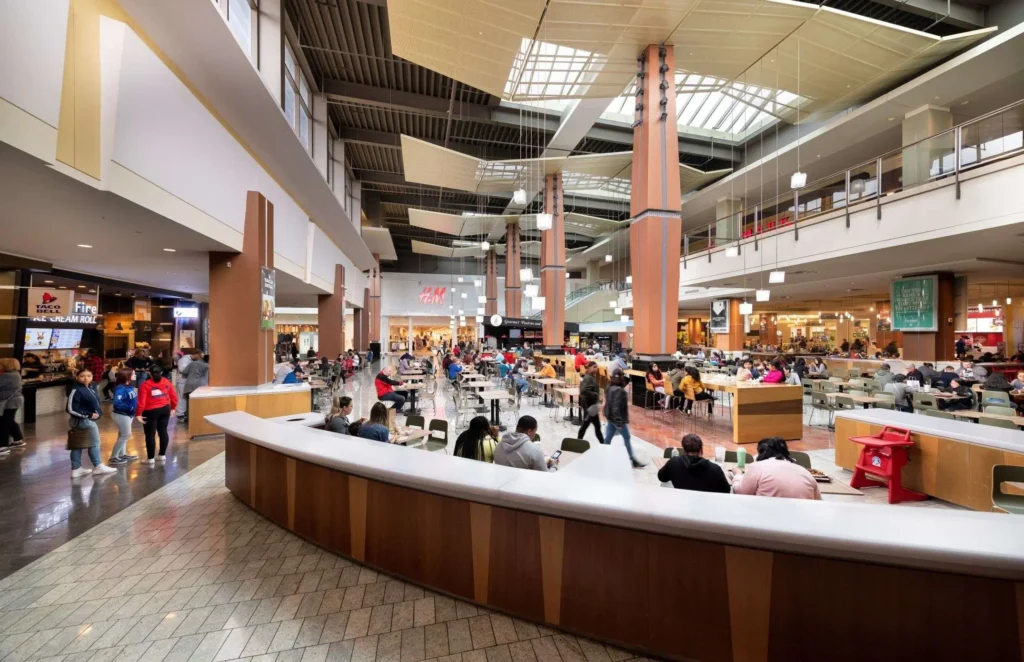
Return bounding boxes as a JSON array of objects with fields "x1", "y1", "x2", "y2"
[
  {"x1": 136, "y1": 365, "x2": 177, "y2": 466},
  {"x1": 109, "y1": 368, "x2": 139, "y2": 465},
  {"x1": 180, "y1": 353, "x2": 209, "y2": 422},
  {"x1": 0, "y1": 359, "x2": 26, "y2": 454},
  {"x1": 174, "y1": 350, "x2": 192, "y2": 420},
  {"x1": 66, "y1": 369, "x2": 116, "y2": 478},
  {"x1": 603, "y1": 369, "x2": 645, "y2": 468},
  {"x1": 577, "y1": 362, "x2": 604, "y2": 444}
]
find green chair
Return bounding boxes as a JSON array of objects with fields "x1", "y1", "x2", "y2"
[
  {"x1": 981, "y1": 390, "x2": 1012, "y2": 408},
  {"x1": 423, "y1": 419, "x2": 449, "y2": 453},
  {"x1": 790, "y1": 450, "x2": 812, "y2": 470},
  {"x1": 848, "y1": 379, "x2": 868, "y2": 391},
  {"x1": 724, "y1": 449, "x2": 756, "y2": 464},
  {"x1": 925, "y1": 409, "x2": 954, "y2": 420},
  {"x1": 663, "y1": 447, "x2": 681, "y2": 458},
  {"x1": 992, "y1": 465, "x2": 1024, "y2": 514},
  {"x1": 863, "y1": 379, "x2": 881, "y2": 394},
  {"x1": 560, "y1": 438, "x2": 591, "y2": 454},
  {"x1": 985, "y1": 405, "x2": 1018, "y2": 417},
  {"x1": 406, "y1": 415, "x2": 426, "y2": 429},
  {"x1": 848, "y1": 389, "x2": 870, "y2": 397},
  {"x1": 801, "y1": 379, "x2": 815, "y2": 398},
  {"x1": 809, "y1": 392, "x2": 837, "y2": 427},
  {"x1": 848, "y1": 369, "x2": 862, "y2": 379},
  {"x1": 833, "y1": 394, "x2": 856, "y2": 411},
  {"x1": 912, "y1": 392, "x2": 938, "y2": 412},
  {"x1": 873, "y1": 393, "x2": 895, "y2": 410},
  {"x1": 982, "y1": 418, "x2": 1021, "y2": 430}
]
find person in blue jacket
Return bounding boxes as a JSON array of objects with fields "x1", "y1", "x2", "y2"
[
  {"x1": 109, "y1": 368, "x2": 139, "y2": 465},
  {"x1": 67, "y1": 369, "x2": 116, "y2": 478}
]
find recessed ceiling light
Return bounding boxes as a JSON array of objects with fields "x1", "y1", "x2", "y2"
[
  {"x1": 961, "y1": 100, "x2": 969, "y2": 105},
  {"x1": 44, "y1": 280, "x2": 53, "y2": 284},
  {"x1": 887, "y1": 117, "x2": 895, "y2": 121},
  {"x1": 77, "y1": 244, "x2": 92, "y2": 248},
  {"x1": 77, "y1": 285, "x2": 85, "y2": 289},
  {"x1": 88, "y1": 289, "x2": 96, "y2": 293},
  {"x1": 163, "y1": 248, "x2": 176, "y2": 252}
]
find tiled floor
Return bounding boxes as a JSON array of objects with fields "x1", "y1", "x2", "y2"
[{"x1": 0, "y1": 453, "x2": 652, "y2": 662}]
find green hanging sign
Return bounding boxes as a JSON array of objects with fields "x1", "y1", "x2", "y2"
[{"x1": 891, "y1": 276, "x2": 938, "y2": 331}]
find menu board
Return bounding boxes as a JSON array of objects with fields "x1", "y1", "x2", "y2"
[
  {"x1": 24, "y1": 328, "x2": 53, "y2": 350},
  {"x1": 891, "y1": 276, "x2": 938, "y2": 331},
  {"x1": 49, "y1": 328, "x2": 83, "y2": 349}
]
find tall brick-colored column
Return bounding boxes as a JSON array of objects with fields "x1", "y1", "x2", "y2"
[
  {"x1": 317, "y1": 265, "x2": 345, "y2": 358},
  {"x1": 485, "y1": 248, "x2": 498, "y2": 317},
  {"x1": 541, "y1": 174, "x2": 566, "y2": 350},
  {"x1": 368, "y1": 256, "x2": 382, "y2": 343},
  {"x1": 504, "y1": 221, "x2": 522, "y2": 318},
  {"x1": 630, "y1": 44, "x2": 682, "y2": 361}
]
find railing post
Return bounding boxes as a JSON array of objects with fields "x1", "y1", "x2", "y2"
[
  {"x1": 793, "y1": 190, "x2": 799, "y2": 241},
  {"x1": 683, "y1": 233, "x2": 688, "y2": 269},
  {"x1": 754, "y1": 205, "x2": 759, "y2": 252},
  {"x1": 876, "y1": 157, "x2": 883, "y2": 220},
  {"x1": 845, "y1": 169, "x2": 851, "y2": 228},
  {"x1": 955, "y1": 126, "x2": 962, "y2": 200}
]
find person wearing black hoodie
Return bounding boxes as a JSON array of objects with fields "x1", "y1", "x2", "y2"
[{"x1": 658, "y1": 434, "x2": 731, "y2": 493}]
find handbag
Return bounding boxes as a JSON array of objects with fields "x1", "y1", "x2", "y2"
[
  {"x1": 586, "y1": 404, "x2": 599, "y2": 418},
  {"x1": 66, "y1": 421, "x2": 94, "y2": 450}
]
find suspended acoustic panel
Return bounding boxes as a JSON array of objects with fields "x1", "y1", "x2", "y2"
[
  {"x1": 680, "y1": 165, "x2": 733, "y2": 195},
  {"x1": 360, "y1": 226, "x2": 398, "y2": 261},
  {"x1": 410, "y1": 239, "x2": 484, "y2": 259}
]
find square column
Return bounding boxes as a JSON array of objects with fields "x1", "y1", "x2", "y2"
[
  {"x1": 317, "y1": 264, "x2": 345, "y2": 358},
  {"x1": 504, "y1": 221, "x2": 522, "y2": 318},
  {"x1": 541, "y1": 174, "x2": 566, "y2": 349},
  {"x1": 485, "y1": 248, "x2": 498, "y2": 317},
  {"x1": 209, "y1": 191, "x2": 275, "y2": 386},
  {"x1": 368, "y1": 257, "x2": 382, "y2": 343},
  {"x1": 630, "y1": 44, "x2": 682, "y2": 361},
  {"x1": 712, "y1": 300, "x2": 745, "y2": 351},
  {"x1": 900, "y1": 273, "x2": 955, "y2": 361},
  {"x1": 352, "y1": 305, "x2": 365, "y2": 352}
]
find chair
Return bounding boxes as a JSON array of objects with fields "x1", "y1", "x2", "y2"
[
  {"x1": 809, "y1": 392, "x2": 837, "y2": 427},
  {"x1": 833, "y1": 394, "x2": 856, "y2": 412},
  {"x1": 992, "y1": 465, "x2": 1024, "y2": 514},
  {"x1": 406, "y1": 415, "x2": 426, "y2": 429},
  {"x1": 644, "y1": 381, "x2": 664, "y2": 419},
  {"x1": 848, "y1": 389, "x2": 870, "y2": 397},
  {"x1": 863, "y1": 379, "x2": 881, "y2": 394},
  {"x1": 925, "y1": 409, "x2": 954, "y2": 420},
  {"x1": 790, "y1": 451, "x2": 812, "y2": 470},
  {"x1": 560, "y1": 438, "x2": 591, "y2": 454},
  {"x1": 982, "y1": 418, "x2": 1021, "y2": 430},
  {"x1": 801, "y1": 379, "x2": 814, "y2": 399},
  {"x1": 848, "y1": 379, "x2": 867, "y2": 391},
  {"x1": 724, "y1": 449, "x2": 755, "y2": 464},
  {"x1": 912, "y1": 392, "x2": 938, "y2": 412},
  {"x1": 873, "y1": 392, "x2": 895, "y2": 410},
  {"x1": 662, "y1": 447, "x2": 681, "y2": 458},
  {"x1": 848, "y1": 369, "x2": 862, "y2": 379},
  {"x1": 424, "y1": 419, "x2": 449, "y2": 453},
  {"x1": 981, "y1": 390, "x2": 1012, "y2": 408},
  {"x1": 985, "y1": 405, "x2": 1018, "y2": 417}
]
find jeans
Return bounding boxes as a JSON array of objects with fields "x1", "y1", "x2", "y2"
[
  {"x1": 175, "y1": 379, "x2": 187, "y2": 416},
  {"x1": 102, "y1": 380, "x2": 114, "y2": 399},
  {"x1": 134, "y1": 371, "x2": 149, "y2": 390},
  {"x1": 603, "y1": 422, "x2": 638, "y2": 463},
  {"x1": 0, "y1": 408, "x2": 23, "y2": 448},
  {"x1": 70, "y1": 418, "x2": 102, "y2": 469},
  {"x1": 379, "y1": 392, "x2": 406, "y2": 411},
  {"x1": 513, "y1": 377, "x2": 529, "y2": 393},
  {"x1": 142, "y1": 405, "x2": 171, "y2": 459},
  {"x1": 578, "y1": 413, "x2": 605, "y2": 444},
  {"x1": 111, "y1": 412, "x2": 133, "y2": 459}
]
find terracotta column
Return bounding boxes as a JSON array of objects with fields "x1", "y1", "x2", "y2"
[
  {"x1": 368, "y1": 256, "x2": 382, "y2": 344},
  {"x1": 712, "y1": 300, "x2": 745, "y2": 352},
  {"x1": 485, "y1": 248, "x2": 498, "y2": 317},
  {"x1": 630, "y1": 44, "x2": 682, "y2": 362},
  {"x1": 873, "y1": 300, "x2": 902, "y2": 353},
  {"x1": 541, "y1": 174, "x2": 566, "y2": 350},
  {"x1": 901, "y1": 273, "x2": 955, "y2": 361},
  {"x1": 352, "y1": 306, "x2": 365, "y2": 352},
  {"x1": 359, "y1": 290, "x2": 371, "y2": 351},
  {"x1": 209, "y1": 191, "x2": 274, "y2": 386},
  {"x1": 317, "y1": 265, "x2": 345, "y2": 358},
  {"x1": 504, "y1": 221, "x2": 522, "y2": 318}
]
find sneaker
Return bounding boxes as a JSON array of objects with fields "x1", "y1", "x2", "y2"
[
  {"x1": 0, "y1": 448, "x2": 10, "y2": 456},
  {"x1": 8, "y1": 440, "x2": 25, "y2": 449},
  {"x1": 631, "y1": 459, "x2": 647, "y2": 469},
  {"x1": 156, "y1": 455, "x2": 166, "y2": 465},
  {"x1": 144, "y1": 458, "x2": 155, "y2": 466},
  {"x1": 93, "y1": 464, "x2": 117, "y2": 475},
  {"x1": 120, "y1": 454, "x2": 139, "y2": 461},
  {"x1": 70, "y1": 467, "x2": 90, "y2": 478},
  {"x1": 108, "y1": 456, "x2": 127, "y2": 466}
]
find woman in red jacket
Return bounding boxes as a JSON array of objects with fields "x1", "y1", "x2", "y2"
[{"x1": 135, "y1": 365, "x2": 178, "y2": 465}]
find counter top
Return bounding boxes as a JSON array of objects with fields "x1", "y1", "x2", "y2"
[
  {"x1": 189, "y1": 383, "x2": 311, "y2": 399},
  {"x1": 835, "y1": 409, "x2": 1024, "y2": 453},
  {"x1": 208, "y1": 411, "x2": 1024, "y2": 580}
]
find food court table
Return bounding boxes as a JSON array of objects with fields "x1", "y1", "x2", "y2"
[
  {"x1": 699, "y1": 380, "x2": 804, "y2": 444},
  {"x1": 556, "y1": 387, "x2": 581, "y2": 424},
  {"x1": 535, "y1": 378, "x2": 566, "y2": 407},
  {"x1": 476, "y1": 389, "x2": 511, "y2": 429},
  {"x1": 826, "y1": 392, "x2": 891, "y2": 408}
]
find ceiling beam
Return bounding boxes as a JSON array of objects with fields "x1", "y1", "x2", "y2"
[
  {"x1": 323, "y1": 80, "x2": 492, "y2": 121},
  {"x1": 585, "y1": 124, "x2": 742, "y2": 162},
  {"x1": 338, "y1": 127, "x2": 521, "y2": 160},
  {"x1": 870, "y1": 0, "x2": 985, "y2": 29}
]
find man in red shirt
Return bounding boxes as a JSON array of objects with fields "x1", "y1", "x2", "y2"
[
  {"x1": 82, "y1": 349, "x2": 106, "y2": 397},
  {"x1": 574, "y1": 350, "x2": 590, "y2": 373}
]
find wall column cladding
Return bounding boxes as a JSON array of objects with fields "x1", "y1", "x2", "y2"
[
  {"x1": 541, "y1": 174, "x2": 565, "y2": 349},
  {"x1": 317, "y1": 264, "x2": 345, "y2": 358}
]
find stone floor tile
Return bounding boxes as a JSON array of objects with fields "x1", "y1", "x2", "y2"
[
  {"x1": 446, "y1": 619, "x2": 473, "y2": 655},
  {"x1": 325, "y1": 638, "x2": 355, "y2": 662},
  {"x1": 424, "y1": 623, "x2": 449, "y2": 659},
  {"x1": 391, "y1": 601, "x2": 415, "y2": 631},
  {"x1": 318, "y1": 611, "x2": 350, "y2": 646},
  {"x1": 295, "y1": 615, "x2": 328, "y2": 648},
  {"x1": 468, "y1": 615, "x2": 496, "y2": 650},
  {"x1": 507, "y1": 640, "x2": 538, "y2": 662},
  {"x1": 377, "y1": 630, "x2": 403, "y2": 662},
  {"x1": 401, "y1": 626, "x2": 426, "y2": 662},
  {"x1": 350, "y1": 635, "x2": 379, "y2": 662},
  {"x1": 342, "y1": 608, "x2": 371, "y2": 641}
]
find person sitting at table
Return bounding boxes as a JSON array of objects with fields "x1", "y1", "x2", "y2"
[
  {"x1": 884, "y1": 374, "x2": 912, "y2": 412},
  {"x1": 357, "y1": 402, "x2": 391, "y2": 442},
  {"x1": 612, "y1": 352, "x2": 629, "y2": 372},
  {"x1": 509, "y1": 359, "x2": 530, "y2": 394},
  {"x1": 494, "y1": 415, "x2": 555, "y2": 472},
  {"x1": 399, "y1": 354, "x2": 415, "y2": 375},
  {"x1": 733, "y1": 437, "x2": 821, "y2": 501},
  {"x1": 809, "y1": 357, "x2": 827, "y2": 376},
  {"x1": 958, "y1": 359, "x2": 987, "y2": 381},
  {"x1": 375, "y1": 366, "x2": 408, "y2": 412},
  {"x1": 735, "y1": 361, "x2": 753, "y2": 382},
  {"x1": 762, "y1": 360, "x2": 786, "y2": 384},
  {"x1": 668, "y1": 362, "x2": 687, "y2": 401},
  {"x1": 680, "y1": 367, "x2": 713, "y2": 415},
  {"x1": 695, "y1": 349, "x2": 706, "y2": 360},
  {"x1": 282, "y1": 362, "x2": 303, "y2": 384},
  {"x1": 454, "y1": 415, "x2": 499, "y2": 463},
  {"x1": 657, "y1": 434, "x2": 731, "y2": 494},
  {"x1": 447, "y1": 358, "x2": 464, "y2": 383},
  {"x1": 327, "y1": 396, "x2": 363, "y2": 434},
  {"x1": 574, "y1": 349, "x2": 589, "y2": 373},
  {"x1": 916, "y1": 362, "x2": 936, "y2": 383},
  {"x1": 537, "y1": 360, "x2": 556, "y2": 380},
  {"x1": 982, "y1": 371, "x2": 1014, "y2": 395},
  {"x1": 1011, "y1": 371, "x2": 1024, "y2": 391},
  {"x1": 646, "y1": 363, "x2": 668, "y2": 408},
  {"x1": 932, "y1": 365, "x2": 960, "y2": 390},
  {"x1": 904, "y1": 363, "x2": 925, "y2": 385},
  {"x1": 874, "y1": 363, "x2": 895, "y2": 388}
]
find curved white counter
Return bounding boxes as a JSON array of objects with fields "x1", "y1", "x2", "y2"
[
  {"x1": 836, "y1": 408, "x2": 1024, "y2": 453},
  {"x1": 207, "y1": 411, "x2": 1024, "y2": 579}
]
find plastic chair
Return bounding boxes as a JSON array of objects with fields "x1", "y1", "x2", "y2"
[
  {"x1": 982, "y1": 418, "x2": 1020, "y2": 429},
  {"x1": 981, "y1": 390, "x2": 1012, "y2": 408},
  {"x1": 662, "y1": 448, "x2": 681, "y2": 458},
  {"x1": 801, "y1": 379, "x2": 814, "y2": 398},
  {"x1": 925, "y1": 409, "x2": 954, "y2": 420},
  {"x1": 790, "y1": 451, "x2": 812, "y2": 470},
  {"x1": 809, "y1": 392, "x2": 836, "y2": 427},
  {"x1": 725, "y1": 449, "x2": 756, "y2": 464},
  {"x1": 985, "y1": 405, "x2": 1017, "y2": 417},
  {"x1": 992, "y1": 465, "x2": 1024, "y2": 514},
  {"x1": 406, "y1": 415, "x2": 426, "y2": 429},
  {"x1": 424, "y1": 419, "x2": 449, "y2": 453},
  {"x1": 873, "y1": 393, "x2": 895, "y2": 410},
  {"x1": 912, "y1": 392, "x2": 938, "y2": 412},
  {"x1": 560, "y1": 438, "x2": 591, "y2": 454}
]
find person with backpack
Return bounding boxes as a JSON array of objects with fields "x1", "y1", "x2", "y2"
[{"x1": 136, "y1": 365, "x2": 178, "y2": 465}]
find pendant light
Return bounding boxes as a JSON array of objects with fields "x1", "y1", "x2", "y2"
[
  {"x1": 536, "y1": 213, "x2": 552, "y2": 231},
  {"x1": 790, "y1": 37, "x2": 806, "y2": 191}
]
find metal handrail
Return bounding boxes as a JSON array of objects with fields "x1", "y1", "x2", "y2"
[{"x1": 684, "y1": 97, "x2": 1024, "y2": 257}]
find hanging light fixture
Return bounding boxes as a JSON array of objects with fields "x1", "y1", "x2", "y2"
[
  {"x1": 481, "y1": 241, "x2": 490, "y2": 251},
  {"x1": 477, "y1": 307, "x2": 485, "y2": 315},
  {"x1": 604, "y1": 254, "x2": 613, "y2": 263},
  {"x1": 790, "y1": 36, "x2": 806, "y2": 192},
  {"x1": 993, "y1": 298, "x2": 998, "y2": 307},
  {"x1": 461, "y1": 292, "x2": 467, "y2": 299},
  {"x1": 608, "y1": 300, "x2": 617, "y2": 309},
  {"x1": 851, "y1": 178, "x2": 866, "y2": 195},
  {"x1": 614, "y1": 307, "x2": 623, "y2": 315},
  {"x1": 475, "y1": 315, "x2": 484, "y2": 323},
  {"x1": 756, "y1": 289, "x2": 770, "y2": 302},
  {"x1": 536, "y1": 213, "x2": 553, "y2": 231},
  {"x1": 524, "y1": 283, "x2": 539, "y2": 298},
  {"x1": 457, "y1": 277, "x2": 464, "y2": 283},
  {"x1": 477, "y1": 295, "x2": 486, "y2": 304},
  {"x1": 620, "y1": 315, "x2": 630, "y2": 323},
  {"x1": 739, "y1": 301, "x2": 753, "y2": 315},
  {"x1": 626, "y1": 275, "x2": 632, "y2": 285},
  {"x1": 725, "y1": 245, "x2": 739, "y2": 258},
  {"x1": 768, "y1": 270, "x2": 786, "y2": 284},
  {"x1": 520, "y1": 268, "x2": 533, "y2": 282},
  {"x1": 473, "y1": 279, "x2": 481, "y2": 287},
  {"x1": 513, "y1": 188, "x2": 528, "y2": 205},
  {"x1": 978, "y1": 302, "x2": 984, "y2": 313},
  {"x1": 533, "y1": 296, "x2": 546, "y2": 311},
  {"x1": 1007, "y1": 281, "x2": 1012, "y2": 305}
]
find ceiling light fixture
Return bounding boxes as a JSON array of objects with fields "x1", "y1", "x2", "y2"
[
  {"x1": 739, "y1": 302, "x2": 753, "y2": 315},
  {"x1": 620, "y1": 315, "x2": 630, "y2": 323},
  {"x1": 533, "y1": 296, "x2": 546, "y2": 311},
  {"x1": 473, "y1": 279, "x2": 481, "y2": 287},
  {"x1": 536, "y1": 213, "x2": 553, "y2": 231},
  {"x1": 163, "y1": 248, "x2": 176, "y2": 252},
  {"x1": 520, "y1": 268, "x2": 533, "y2": 282},
  {"x1": 755, "y1": 289, "x2": 770, "y2": 302},
  {"x1": 992, "y1": 299, "x2": 998, "y2": 307},
  {"x1": 477, "y1": 295, "x2": 486, "y2": 304},
  {"x1": 457, "y1": 277, "x2": 464, "y2": 283},
  {"x1": 978, "y1": 303, "x2": 984, "y2": 313},
  {"x1": 790, "y1": 172, "x2": 807, "y2": 190},
  {"x1": 475, "y1": 315, "x2": 484, "y2": 323},
  {"x1": 725, "y1": 246, "x2": 739, "y2": 258},
  {"x1": 77, "y1": 244, "x2": 92, "y2": 248},
  {"x1": 604, "y1": 254, "x2": 613, "y2": 263},
  {"x1": 477, "y1": 307, "x2": 485, "y2": 315},
  {"x1": 768, "y1": 270, "x2": 785, "y2": 284},
  {"x1": 481, "y1": 241, "x2": 490, "y2": 251},
  {"x1": 614, "y1": 307, "x2": 623, "y2": 315},
  {"x1": 625, "y1": 275, "x2": 632, "y2": 285},
  {"x1": 461, "y1": 292, "x2": 467, "y2": 299},
  {"x1": 609, "y1": 300, "x2": 617, "y2": 309},
  {"x1": 513, "y1": 189, "x2": 528, "y2": 205},
  {"x1": 1007, "y1": 296, "x2": 1013, "y2": 305},
  {"x1": 524, "y1": 284, "x2": 539, "y2": 298}
]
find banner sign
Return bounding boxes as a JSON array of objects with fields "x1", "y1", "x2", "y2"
[
  {"x1": 891, "y1": 276, "x2": 938, "y2": 331},
  {"x1": 28, "y1": 288, "x2": 72, "y2": 317},
  {"x1": 709, "y1": 299, "x2": 729, "y2": 334},
  {"x1": 260, "y1": 267, "x2": 276, "y2": 330},
  {"x1": 418, "y1": 287, "x2": 447, "y2": 304}
]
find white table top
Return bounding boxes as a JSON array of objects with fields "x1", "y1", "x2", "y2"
[
  {"x1": 835, "y1": 409, "x2": 1024, "y2": 452},
  {"x1": 476, "y1": 390, "x2": 511, "y2": 401},
  {"x1": 207, "y1": 411, "x2": 1024, "y2": 580},
  {"x1": 189, "y1": 383, "x2": 311, "y2": 399},
  {"x1": 461, "y1": 373, "x2": 488, "y2": 381},
  {"x1": 266, "y1": 412, "x2": 326, "y2": 427}
]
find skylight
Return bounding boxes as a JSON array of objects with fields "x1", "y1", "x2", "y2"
[
  {"x1": 504, "y1": 38, "x2": 606, "y2": 101},
  {"x1": 602, "y1": 72, "x2": 805, "y2": 142}
]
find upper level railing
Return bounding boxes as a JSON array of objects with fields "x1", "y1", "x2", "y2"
[
  {"x1": 683, "y1": 99, "x2": 1024, "y2": 262},
  {"x1": 528, "y1": 280, "x2": 627, "y2": 319}
]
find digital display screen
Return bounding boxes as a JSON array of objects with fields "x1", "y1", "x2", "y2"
[
  {"x1": 49, "y1": 328, "x2": 83, "y2": 349},
  {"x1": 24, "y1": 328, "x2": 53, "y2": 350},
  {"x1": 509, "y1": 329, "x2": 522, "y2": 338}
]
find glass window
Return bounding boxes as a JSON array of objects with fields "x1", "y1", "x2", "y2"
[
  {"x1": 283, "y1": 41, "x2": 312, "y2": 154},
  {"x1": 284, "y1": 79, "x2": 295, "y2": 129},
  {"x1": 227, "y1": 0, "x2": 252, "y2": 58},
  {"x1": 285, "y1": 42, "x2": 296, "y2": 77}
]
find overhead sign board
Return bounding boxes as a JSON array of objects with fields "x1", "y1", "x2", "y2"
[
  {"x1": 891, "y1": 276, "x2": 938, "y2": 332},
  {"x1": 709, "y1": 299, "x2": 729, "y2": 334},
  {"x1": 28, "y1": 288, "x2": 72, "y2": 317}
]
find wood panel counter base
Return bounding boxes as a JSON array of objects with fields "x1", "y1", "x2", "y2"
[
  {"x1": 189, "y1": 389, "x2": 310, "y2": 437},
  {"x1": 224, "y1": 434, "x2": 1024, "y2": 662}
]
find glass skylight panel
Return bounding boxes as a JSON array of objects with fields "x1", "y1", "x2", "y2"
[{"x1": 505, "y1": 38, "x2": 606, "y2": 101}]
